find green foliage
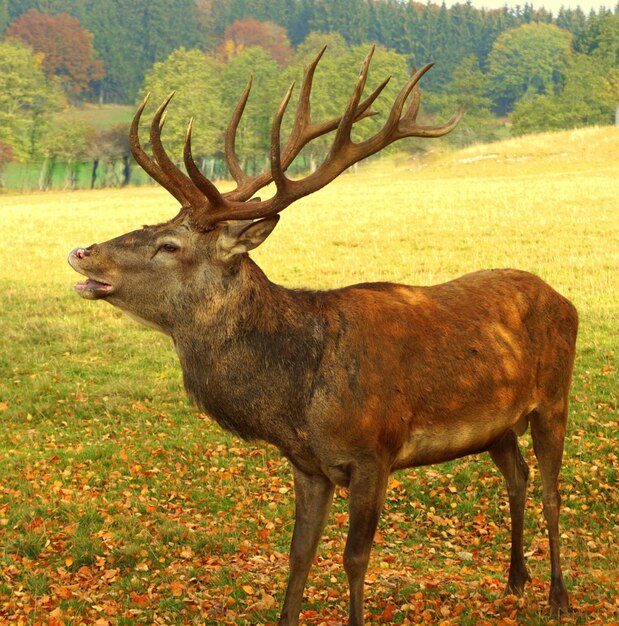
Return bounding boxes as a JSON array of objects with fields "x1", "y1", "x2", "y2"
[
  {"x1": 87, "y1": 0, "x2": 204, "y2": 103},
  {"x1": 487, "y1": 23, "x2": 573, "y2": 115},
  {"x1": 4, "y1": 0, "x2": 204, "y2": 102},
  {"x1": 141, "y1": 48, "x2": 225, "y2": 159},
  {"x1": 221, "y1": 47, "x2": 280, "y2": 171},
  {"x1": 0, "y1": 39, "x2": 60, "y2": 160},
  {"x1": 594, "y1": 12, "x2": 619, "y2": 65},
  {"x1": 424, "y1": 55, "x2": 498, "y2": 146},
  {"x1": 0, "y1": 0, "x2": 8, "y2": 32},
  {"x1": 2, "y1": 0, "x2": 618, "y2": 172},
  {"x1": 512, "y1": 53, "x2": 619, "y2": 134},
  {"x1": 41, "y1": 119, "x2": 89, "y2": 160},
  {"x1": 307, "y1": 0, "x2": 372, "y2": 45}
]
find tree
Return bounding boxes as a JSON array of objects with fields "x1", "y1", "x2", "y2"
[
  {"x1": 141, "y1": 48, "x2": 225, "y2": 161},
  {"x1": 0, "y1": 0, "x2": 8, "y2": 33},
  {"x1": 0, "y1": 141, "x2": 13, "y2": 188},
  {"x1": 307, "y1": 0, "x2": 372, "y2": 45},
  {"x1": 78, "y1": 0, "x2": 149, "y2": 103},
  {"x1": 218, "y1": 18, "x2": 292, "y2": 65},
  {"x1": 512, "y1": 52, "x2": 619, "y2": 134},
  {"x1": 39, "y1": 118, "x2": 89, "y2": 189},
  {"x1": 86, "y1": 124, "x2": 132, "y2": 188},
  {"x1": 5, "y1": 9, "x2": 105, "y2": 97},
  {"x1": 0, "y1": 39, "x2": 60, "y2": 161},
  {"x1": 3, "y1": 0, "x2": 206, "y2": 103},
  {"x1": 487, "y1": 23, "x2": 573, "y2": 115},
  {"x1": 556, "y1": 7, "x2": 587, "y2": 40},
  {"x1": 221, "y1": 47, "x2": 280, "y2": 174},
  {"x1": 594, "y1": 12, "x2": 619, "y2": 66},
  {"x1": 425, "y1": 55, "x2": 497, "y2": 146}
]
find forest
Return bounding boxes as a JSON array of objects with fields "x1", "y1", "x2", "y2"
[{"x1": 0, "y1": 0, "x2": 618, "y2": 190}]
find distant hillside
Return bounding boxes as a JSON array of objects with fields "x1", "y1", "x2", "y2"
[
  {"x1": 362, "y1": 125, "x2": 619, "y2": 181},
  {"x1": 55, "y1": 104, "x2": 134, "y2": 130}
]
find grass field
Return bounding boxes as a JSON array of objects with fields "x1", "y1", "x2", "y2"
[
  {"x1": 55, "y1": 103, "x2": 135, "y2": 130},
  {"x1": 0, "y1": 126, "x2": 617, "y2": 624}
]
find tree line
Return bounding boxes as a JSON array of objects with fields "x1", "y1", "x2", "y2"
[{"x1": 0, "y1": 0, "x2": 618, "y2": 191}]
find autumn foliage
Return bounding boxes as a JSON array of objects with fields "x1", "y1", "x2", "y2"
[
  {"x1": 218, "y1": 18, "x2": 292, "y2": 65},
  {"x1": 5, "y1": 9, "x2": 105, "y2": 96},
  {"x1": 0, "y1": 142, "x2": 12, "y2": 167}
]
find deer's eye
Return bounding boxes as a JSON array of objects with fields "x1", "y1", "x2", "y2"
[{"x1": 159, "y1": 242, "x2": 179, "y2": 253}]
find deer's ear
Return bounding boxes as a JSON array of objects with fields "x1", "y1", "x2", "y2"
[{"x1": 217, "y1": 216, "x2": 280, "y2": 260}]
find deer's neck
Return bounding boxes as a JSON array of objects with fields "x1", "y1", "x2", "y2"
[{"x1": 172, "y1": 257, "x2": 328, "y2": 455}]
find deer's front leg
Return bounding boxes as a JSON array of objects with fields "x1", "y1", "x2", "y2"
[
  {"x1": 279, "y1": 468, "x2": 334, "y2": 626},
  {"x1": 344, "y1": 463, "x2": 389, "y2": 626}
]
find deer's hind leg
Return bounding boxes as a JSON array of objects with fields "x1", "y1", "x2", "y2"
[
  {"x1": 489, "y1": 429, "x2": 532, "y2": 596},
  {"x1": 530, "y1": 402, "x2": 570, "y2": 615}
]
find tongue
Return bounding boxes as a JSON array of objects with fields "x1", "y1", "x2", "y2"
[{"x1": 75, "y1": 278, "x2": 112, "y2": 292}]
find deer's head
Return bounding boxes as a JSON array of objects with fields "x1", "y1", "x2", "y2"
[{"x1": 68, "y1": 47, "x2": 462, "y2": 334}]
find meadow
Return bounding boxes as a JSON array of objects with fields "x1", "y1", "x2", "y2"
[{"x1": 0, "y1": 126, "x2": 617, "y2": 624}]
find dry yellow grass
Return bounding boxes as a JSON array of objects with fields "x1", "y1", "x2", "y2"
[{"x1": 2, "y1": 125, "x2": 617, "y2": 324}]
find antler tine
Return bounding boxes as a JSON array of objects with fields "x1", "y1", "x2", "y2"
[
  {"x1": 184, "y1": 118, "x2": 225, "y2": 208},
  {"x1": 285, "y1": 45, "x2": 387, "y2": 153},
  {"x1": 396, "y1": 64, "x2": 463, "y2": 137},
  {"x1": 401, "y1": 103, "x2": 464, "y2": 138},
  {"x1": 221, "y1": 49, "x2": 326, "y2": 203},
  {"x1": 403, "y1": 66, "x2": 421, "y2": 122},
  {"x1": 361, "y1": 63, "x2": 434, "y2": 151},
  {"x1": 206, "y1": 48, "x2": 394, "y2": 226},
  {"x1": 331, "y1": 45, "x2": 375, "y2": 156},
  {"x1": 224, "y1": 76, "x2": 253, "y2": 188},
  {"x1": 129, "y1": 93, "x2": 189, "y2": 206},
  {"x1": 270, "y1": 82, "x2": 297, "y2": 197},
  {"x1": 391, "y1": 63, "x2": 463, "y2": 138},
  {"x1": 352, "y1": 62, "x2": 463, "y2": 157},
  {"x1": 149, "y1": 92, "x2": 205, "y2": 207},
  {"x1": 390, "y1": 64, "x2": 434, "y2": 131},
  {"x1": 282, "y1": 46, "x2": 326, "y2": 155}
]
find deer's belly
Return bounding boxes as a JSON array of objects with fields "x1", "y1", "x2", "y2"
[{"x1": 392, "y1": 407, "x2": 531, "y2": 469}]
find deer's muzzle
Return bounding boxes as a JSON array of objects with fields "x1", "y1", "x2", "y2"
[{"x1": 68, "y1": 247, "x2": 114, "y2": 299}]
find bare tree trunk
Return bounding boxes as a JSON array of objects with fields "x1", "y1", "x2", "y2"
[
  {"x1": 63, "y1": 160, "x2": 72, "y2": 190},
  {"x1": 121, "y1": 156, "x2": 131, "y2": 186},
  {"x1": 38, "y1": 157, "x2": 48, "y2": 191},
  {"x1": 91, "y1": 159, "x2": 99, "y2": 189},
  {"x1": 38, "y1": 157, "x2": 54, "y2": 191}
]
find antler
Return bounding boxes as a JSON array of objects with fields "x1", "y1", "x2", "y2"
[{"x1": 130, "y1": 46, "x2": 462, "y2": 229}]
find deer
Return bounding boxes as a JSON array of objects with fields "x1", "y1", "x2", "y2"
[{"x1": 68, "y1": 47, "x2": 577, "y2": 625}]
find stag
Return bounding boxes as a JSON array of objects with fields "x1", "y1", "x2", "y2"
[{"x1": 68, "y1": 47, "x2": 577, "y2": 624}]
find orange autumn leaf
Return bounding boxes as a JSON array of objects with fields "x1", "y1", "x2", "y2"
[{"x1": 170, "y1": 580, "x2": 183, "y2": 597}]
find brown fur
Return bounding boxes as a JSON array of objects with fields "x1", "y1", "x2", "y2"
[{"x1": 69, "y1": 215, "x2": 578, "y2": 625}]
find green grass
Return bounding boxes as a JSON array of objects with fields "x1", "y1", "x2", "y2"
[{"x1": 0, "y1": 125, "x2": 617, "y2": 624}]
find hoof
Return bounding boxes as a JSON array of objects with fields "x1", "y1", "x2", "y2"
[
  {"x1": 503, "y1": 569, "x2": 532, "y2": 597},
  {"x1": 549, "y1": 586, "x2": 570, "y2": 616}
]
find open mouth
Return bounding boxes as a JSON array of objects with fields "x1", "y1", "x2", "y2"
[
  {"x1": 68, "y1": 248, "x2": 114, "y2": 299},
  {"x1": 74, "y1": 278, "x2": 114, "y2": 299}
]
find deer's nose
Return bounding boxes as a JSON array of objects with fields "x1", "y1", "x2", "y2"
[{"x1": 68, "y1": 247, "x2": 92, "y2": 266}]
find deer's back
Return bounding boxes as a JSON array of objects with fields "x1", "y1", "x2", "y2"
[{"x1": 303, "y1": 269, "x2": 577, "y2": 475}]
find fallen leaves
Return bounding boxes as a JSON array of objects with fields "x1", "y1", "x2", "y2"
[{"x1": 0, "y1": 356, "x2": 617, "y2": 624}]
